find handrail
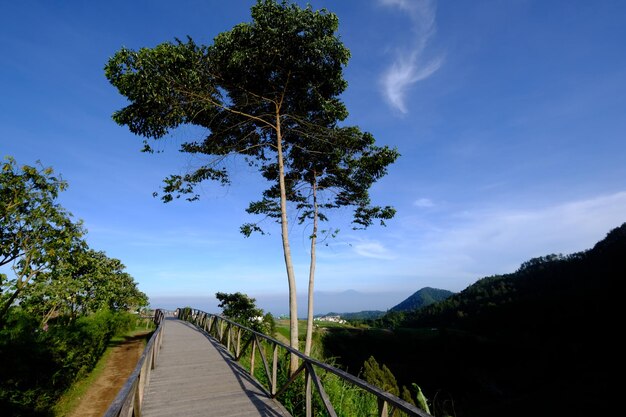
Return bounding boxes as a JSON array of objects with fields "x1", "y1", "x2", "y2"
[
  {"x1": 176, "y1": 307, "x2": 432, "y2": 417},
  {"x1": 102, "y1": 309, "x2": 169, "y2": 417}
]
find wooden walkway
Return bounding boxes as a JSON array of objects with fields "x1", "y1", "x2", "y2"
[{"x1": 141, "y1": 318, "x2": 291, "y2": 417}]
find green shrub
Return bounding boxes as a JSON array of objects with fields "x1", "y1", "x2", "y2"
[{"x1": 0, "y1": 309, "x2": 136, "y2": 416}]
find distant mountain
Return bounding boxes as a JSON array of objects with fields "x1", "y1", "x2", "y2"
[
  {"x1": 389, "y1": 287, "x2": 454, "y2": 312},
  {"x1": 340, "y1": 310, "x2": 386, "y2": 320}
]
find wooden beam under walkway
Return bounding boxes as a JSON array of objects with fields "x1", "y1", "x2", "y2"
[{"x1": 141, "y1": 318, "x2": 291, "y2": 417}]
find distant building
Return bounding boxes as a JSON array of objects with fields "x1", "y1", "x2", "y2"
[{"x1": 314, "y1": 315, "x2": 346, "y2": 324}]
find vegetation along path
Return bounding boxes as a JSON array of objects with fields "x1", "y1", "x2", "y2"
[{"x1": 66, "y1": 332, "x2": 150, "y2": 417}]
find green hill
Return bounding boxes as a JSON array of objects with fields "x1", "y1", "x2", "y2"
[
  {"x1": 388, "y1": 287, "x2": 454, "y2": 312},
  {"x1": 399, "y1": 223, "x2": 624, "y2": 334}
]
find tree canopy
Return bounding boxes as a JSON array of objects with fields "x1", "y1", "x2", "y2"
[
  {"x1": 215, "y1": 291, "x2": 273, "y2": 333},
  {"x1": 20, "y1": 249, "x2": 148, "y2": 324},
  {"x1": 1, "y1": 156, "x2": 84, "y2": 320},
  {"x1": 1, "y1": 156, "x2": 147, "y2": 324}
]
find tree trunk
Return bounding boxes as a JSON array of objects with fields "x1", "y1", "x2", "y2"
[
  {"x1": 275, "y1": 112, "x2": 299, "y2": 375},
  {"x1": 0, "y1": 271, "x2": 31, "y2": 323},
  {"x1": 0, "y1": 286, "x2": 23, "y2": 323},
  {"x1": 304, "y1": 175, "x2": 318, "y2": 357}
]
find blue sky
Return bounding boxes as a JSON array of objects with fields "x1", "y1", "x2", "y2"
[{"x1": 2, "y1": 0, "x2": 625, "y2": 315}]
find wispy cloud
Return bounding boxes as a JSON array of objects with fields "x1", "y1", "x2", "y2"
[
  {"x1": 394, "y1": 190, "x2": 626, "y2": 290},
  {"x1": 414, "y1": 197, "x2": 435, "y2": 208},
  {"x1": 380, "y1": 0, "x2": 444, "y2": 113},
  {"x1": 352, "y1": 239, "x2": 397, "y2": 260}
]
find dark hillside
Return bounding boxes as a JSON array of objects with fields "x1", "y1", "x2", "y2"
[
  {"x1": 402, "y1": 223, "x2": 624, "y2": 336},
  {"x1": 324, "y1": 223, "x2": 624, "y2": 416}
]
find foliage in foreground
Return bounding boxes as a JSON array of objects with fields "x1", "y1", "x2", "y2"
[
  {"x1": 1, "y1": 156, "x2": 148, "y2": 327},
  {"x1": 0, "y1": 309, "x2": 136, "y2": 416},
  {"x1": 1, "y1": 156, "x2": 149, "y2": 415}
]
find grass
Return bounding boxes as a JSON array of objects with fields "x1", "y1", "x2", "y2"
[
  {"x1": 275, "y1": 318, "x2": 353, "y2": 341},
  {"x1": 52, "y1": 320, "x2": 154, "y2": 417},
  {"x1": 275, "y1": 319, "x2": 306, "y2": 340}
]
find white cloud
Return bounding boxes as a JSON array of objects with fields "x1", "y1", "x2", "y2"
[
  {"x1": 380, "y1": 0, "x2": 444, "y2": 113},
  {"x1": 441, "y1": 191, "x2": 626, "y2": 256},
  {"x1": 352, "y1": 239, "x2": 397, "y2": 260},
  {"x1": 396, "y1": 190, "x2": 626, "y2": 289},
  {"x1": 414, "y1": 197, "x2": 435, "y2": 208}
]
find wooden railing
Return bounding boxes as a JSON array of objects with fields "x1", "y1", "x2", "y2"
[
  {"x1": 177, "y1": 307, "x2": 432, "y2": 417},
  {"x1": 102, "y1": 309, "x2": 167, "y2": 417}
]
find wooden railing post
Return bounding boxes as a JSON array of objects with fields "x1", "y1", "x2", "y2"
[
  {"x1": 226, "y1": 323, "x2": 231, "y2": 353},
  {"x1": 378, "y1": 398, "x2": 388, "y2": 417},
  {"x1": 272, "y1": 344, "x2": 278, "y2": 396},
  {"x1": 250, "y1": 338, "x2": 256, "y2": 378},
  {"x1": 305, "y1": 367, "x2": 312, "y2": 417},
  {"x1": 236, "y1": 328, "x2": 241, "y2": 358},
  {"x1": 132, "y1": 379, "x2": 142, "y2": 417}
]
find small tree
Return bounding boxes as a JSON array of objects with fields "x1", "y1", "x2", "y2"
[
  {"x1": 216, "y1": 291, "x2": 271, "y2": 333},
  {"x1": 363, "y1": 356, "x2": 400, "y2": 398},
  {"x1": 363, "y1": 356, "x2": 426, "y2": 417}
]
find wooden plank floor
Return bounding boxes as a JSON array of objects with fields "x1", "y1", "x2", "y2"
[{"x1": 142, "y1": 318, "x2": 291, "y2": 417}]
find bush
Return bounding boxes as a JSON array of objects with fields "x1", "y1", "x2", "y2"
[{"x1": 0, "y1": 308, "x2": 136, "y2": 416}]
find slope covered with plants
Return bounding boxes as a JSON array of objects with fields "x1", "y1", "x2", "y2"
[
  {"x1": 389, "y1": 287, "x2": 454, "y2": 313},
  {"x1": 324, "y1": 223, "x2": 624, "y2": 416}
]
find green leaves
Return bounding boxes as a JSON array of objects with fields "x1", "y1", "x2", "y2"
[
  {"x1": 20, "y1": 249, "x2": 148, "y2": 322},
  {"x1": 215, "y1": 291, "x2": 271, "y2": 332},
  {"x1": 249, "y1": 123, "x2": 400, "y2": 233},
  {"x1": 105, "y1": 0, "x2": 400, "y2": 235},
  {"x1": 105, "y1": 38, "x2": 219, "y2": 139},
  {"x1": 1, "y1": 157, "x2": 85, "y2": 320},
  {"x1": 104, "y1": 0, "x2": 357, "y2": 206},
  {"x1": 363, "y1": 356, "x2": 400, "y2": 397},
  {"x1": 1, "y1": 157, "x2": 147, "y2": 324}
]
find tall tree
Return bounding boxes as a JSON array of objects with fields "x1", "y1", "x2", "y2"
[
  {"x1": 0, "y1": 157, "x2": 85, "y2": 322},
  {"x1": 105, "y1": 0, "x2": 397, "y2": 371},
  {"x1": 243, "y1": 126, "x2": 398, "y2": 355}
]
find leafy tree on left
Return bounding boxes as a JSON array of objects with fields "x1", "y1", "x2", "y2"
[
  {"x1": 0, "y1": 156, "x2": 147, "y2": 324},
  {"x1": 0, "y1": 157, "x2": 149, "y2": 415},
  {"x1": 0, "y1": 157, "x2": 85, "y2": 322},
  {"x1": 20, "y1": 249, "x2": 148, "y2": 325}
]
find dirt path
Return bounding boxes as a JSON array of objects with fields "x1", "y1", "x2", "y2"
[{"x1": 67, "y1": 332, "x2": 150, "y2": 417}]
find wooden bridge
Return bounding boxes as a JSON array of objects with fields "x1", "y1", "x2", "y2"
[
  {"x1": 104, "y1": 309, "x2": 431, "y2": 417},
  {"x1": 141, "y1": 319, "x2": 289, "y2": 416}
]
